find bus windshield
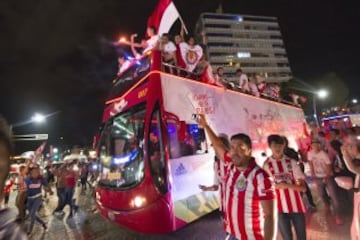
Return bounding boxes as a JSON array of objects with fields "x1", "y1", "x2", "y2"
[{"x1": 98, "y1": 104, "x2": 145, "y2": 189}]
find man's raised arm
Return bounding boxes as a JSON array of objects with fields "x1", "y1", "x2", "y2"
[{"x1": 196, "y1": 114, "x2": 227, "y2": 162}]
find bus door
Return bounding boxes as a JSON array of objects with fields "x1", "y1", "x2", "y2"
[
  {"x1": 164, "y1": 112, "x2": 219, "y2": 224},
  {"x1": 148, "y1": 103, "x2": 168, "y2": 194}
]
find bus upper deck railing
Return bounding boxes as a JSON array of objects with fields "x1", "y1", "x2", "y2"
[
  {"x1": 161, "y1": 62, "x2": 302, "y2": 108},
  {"x1": 109, "y1": 53, "x2": 301, "y2": 109}
]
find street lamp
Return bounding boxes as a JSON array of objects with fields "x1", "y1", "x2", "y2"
[
  {"x1": 317, "y1": 89, "x2": 328, "y2": 99},
  {"x1": 313, "y1": 89, "x2": 328, "y2": 128},
  {"x1": 31, "y1": 113, "x2": 46, "y2": 124},
  {"x1": 352, "y1": 99, "x2": 358, "y2": 104},
  {"x1": 11, "y1": 111, "x2": 61, "y2": 129}
]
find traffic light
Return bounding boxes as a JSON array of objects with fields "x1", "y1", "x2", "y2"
[{"x1": 53, "y1": 153, "x2": 59, "y2": 160}]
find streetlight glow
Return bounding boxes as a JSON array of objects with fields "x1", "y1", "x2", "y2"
[
  {"x1": 352, "y1": 99, "x2": 358, "y2": 104},
  {"x1": 317, "y1": 89, "x2": 328, "y2": 99},
  {"x1": 31, "y1": 113, "x2": 46, "y2": 123}
]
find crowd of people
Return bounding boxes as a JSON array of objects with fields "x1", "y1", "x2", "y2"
[
  {"x1": 0, "y1": 119, "x2": 99, "y2": 238},
  {"x1": 116, "y1": 26, "x2": 285, "y2": 102},
  {"x1": 197, "y1": 114, "x2": 360, "y2": 240}
]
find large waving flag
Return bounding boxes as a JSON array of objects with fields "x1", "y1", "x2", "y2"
[
  {"x1": 32, "y1": 141, "x2": 46, "y2": 164},
  {"x1": 147, "y1": 0, "x2": 181, "y2": 36}
]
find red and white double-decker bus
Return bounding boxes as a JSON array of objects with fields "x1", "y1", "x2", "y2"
[{"x1": 95, "y1": 51, "x2": 306, "y2": 234}]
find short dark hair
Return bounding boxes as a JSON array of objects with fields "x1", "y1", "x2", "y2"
[
  {"x1": 217, "y1": 67, "x2": 224, "y2": 72},
  {"x1": 230, "y1": 133, "x2": 252, "y2": 149},
  {"x1": 267, "y1": 134, "x2": 285, "y2": 146},
  {"x1": 236, "y1": 68, "x2": 243, "y2": 73},
  {"x1": 282, "y1": 136, "x2": 289, "y2": 146}
]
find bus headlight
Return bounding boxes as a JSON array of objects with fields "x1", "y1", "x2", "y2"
[{"x1": 133, "y1": 196, "x2": 146, "y2": 208}]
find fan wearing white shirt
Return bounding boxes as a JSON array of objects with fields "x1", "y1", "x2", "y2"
[
  {"x1": 160, "y1": 34, "x2": 177, "y2": 65},
  {"x1": 235, "y1": 68, "x2": 249, "y2": 92},
  {"x1": 143, "y1": 26, "x2": 159, "y2": 54},
  {"x1": 130, "y1": 26, "x2": 159, "y2": 58},
  {"x1": 307, "y1": 138, "x2": 344, "y2": 225}
]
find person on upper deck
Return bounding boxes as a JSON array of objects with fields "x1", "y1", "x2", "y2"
[
  {"x1": 160, "y1": 33, "x2": 177, "y2": 65},
  {"x1": 129, "y1": 26, "x2": 160, "y2": 58},
  {"x1": 178, "y1": 36, "x2": 203, "y2": 72},
  {"x1": 235, "y1": 68, "x2": 249, "y2": 92},
  {"x1": 117, "y1": 54, "x2": 132, "y2": 77}
]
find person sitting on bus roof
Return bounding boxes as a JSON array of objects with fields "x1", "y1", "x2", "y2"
[
  {"x1": 248, "y1": 74, "x2": 260, "y2": 97},
  {"x1": 117, "y1": 54, "x2": 132, "y2": 77},
  {"x1": 194, "y1": 56, "x2": 226, "y2": 89},
  {"x1": 235, "y1": 68, "x2": 249, "y2": 92},
  {"x1": 214, "y1": 67, "x2": 228, "y2": 87}
]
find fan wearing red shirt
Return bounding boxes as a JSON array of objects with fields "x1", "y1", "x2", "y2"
[
  {"x1": 196, "y1": 114, "x2": 276, "y2": 240},
  {"x1": 263, "y1": 135, "x2": 306, "y2": 240}
]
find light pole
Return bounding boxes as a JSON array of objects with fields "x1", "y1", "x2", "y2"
[
  {"x1": 31, "y1": 113, "x2": 46, "y2": 124},
  {"x1": 11, "y1": 113, "x2": 49, "y2": 141},
  {"x1": 11, "y1": 113, "x2": 47, "y2": 129},
  {"x1": 313, "y1": 89, "x2": 328, "y2": 128}
]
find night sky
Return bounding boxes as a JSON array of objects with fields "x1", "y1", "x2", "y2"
[{"x1": 1, "y1": 0, "x2": 359, "y2": 153}]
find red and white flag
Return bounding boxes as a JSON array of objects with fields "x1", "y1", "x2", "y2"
[
  {"x1": 32, "y1": 141, "x2": 46, "y2": 164},
  {"x1": 147, "y1": 0, "x2": 180, "y2": 36}
]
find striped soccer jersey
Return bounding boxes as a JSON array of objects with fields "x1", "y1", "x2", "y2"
[
  {"x1": 222, "y1": 152, "x2": 275, "y2": 240},
  {"x1": 264, "y1": 157, "x2": 306, "y2": 213}
]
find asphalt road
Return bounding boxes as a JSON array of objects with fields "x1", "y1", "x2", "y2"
[{"x1": 5, "y1": 183, "x2": 353, "y2": 240}]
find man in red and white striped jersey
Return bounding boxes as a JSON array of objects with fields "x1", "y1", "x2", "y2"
[
  {"x1": 197, "y1": 114, "x2": 276, "y2": 240},
  {"x1": 263, "y1": 135, "x2": 306, "y2": 240}
]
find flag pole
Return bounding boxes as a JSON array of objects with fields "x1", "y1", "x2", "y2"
[{"x1": 178, "y1": 14, "x2": 189, "y2": 35}]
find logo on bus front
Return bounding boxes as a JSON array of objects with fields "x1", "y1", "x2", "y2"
[{"x1": 138, "y1": 88, "x2": 148, "y2": 99}]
